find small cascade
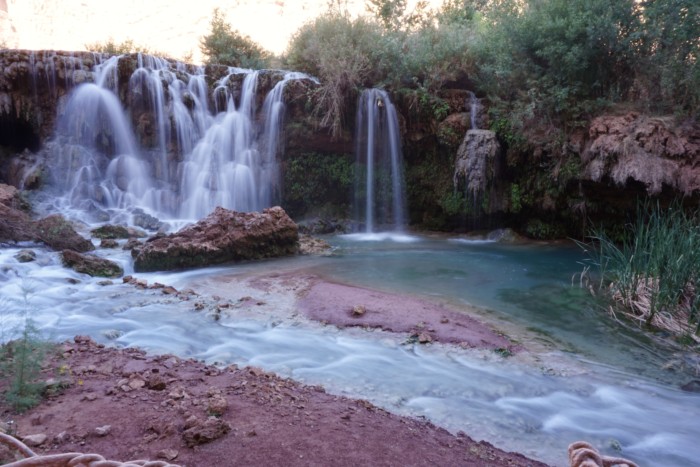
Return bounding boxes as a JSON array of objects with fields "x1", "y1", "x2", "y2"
[
  {"x1": 468, "y1": 91, "x2": 480, "y2": 130},
  {"x1": 46, "y1": 55, "x2": 309, "y2": 223},
  {"x1": 179, "y1": 70, "x2": 261, "y2": 218},
  {"x1": 354, "y1": 88, "x2": 407, "y2": 233}
]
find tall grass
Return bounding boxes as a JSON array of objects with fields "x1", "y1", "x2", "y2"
[{"x1": 582, "y1": 201, "x2": 700, "y2": 343}]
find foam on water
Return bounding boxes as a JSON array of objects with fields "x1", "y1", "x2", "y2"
[{"x1": 340, "y1": 232, "x2": 421, "y2": 243}]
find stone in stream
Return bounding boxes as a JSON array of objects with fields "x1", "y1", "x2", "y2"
[
  {"x1": 61, "y1": 250, "x2": 124, "y2": 278},
  {"x1": 36, "y1": 215, "x2": 95, "y2": 252},
  {"x1": 132, "y1": 206, "x2": 299, "y2": 272}
]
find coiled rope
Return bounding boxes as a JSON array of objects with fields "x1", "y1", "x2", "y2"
[
  {"x1": 0, "y1": 432, "x2": 181, "y2": 467},
  {"x1": 569, "y1": 441, "x2": 639, "y2": 467}
]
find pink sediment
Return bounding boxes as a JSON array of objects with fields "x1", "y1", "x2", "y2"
[{"x1": 298, "y1": 279, "x2": 514, "y2": 350}]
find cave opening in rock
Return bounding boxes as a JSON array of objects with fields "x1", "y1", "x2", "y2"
[{"x1": 0, "y1": 115, "x2": 41, "y2": 153}]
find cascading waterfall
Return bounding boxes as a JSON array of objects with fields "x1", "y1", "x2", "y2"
[
  {"x1": 48, "y1": 55, "x2": 307, "y2": 223},
  {"x1": 354, "y1": 88, "x2": 407, "y2": 233},
  {"x1": 53, "y1": 56, "x2": 148, "y2": 213}
]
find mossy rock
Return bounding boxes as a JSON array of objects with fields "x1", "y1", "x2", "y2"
[
  {"x1": 35, "y1": 215, "x2": 94, "y2": 252},
  {"x1": 91, "y1": 224, "x2": 131, "y2": 239},
  {"x1": 61, "y1": 250, "x2": 123, "y2": 278}
]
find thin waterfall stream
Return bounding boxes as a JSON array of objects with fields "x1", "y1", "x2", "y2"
[{"x1": 353, "y1": 89, "x2": 407, "y2": 235}]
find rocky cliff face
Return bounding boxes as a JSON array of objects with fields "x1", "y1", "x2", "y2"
[{"x1": 582, "y1": 113, "x2": 700, "y2": 195}]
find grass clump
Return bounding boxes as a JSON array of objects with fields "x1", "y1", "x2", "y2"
[
  {"x1": 0, "y1": 290, "x2": 49, "y2": 413},
  {"x1": 581, "y1": 201, "x2": 700, "y2": 343}
]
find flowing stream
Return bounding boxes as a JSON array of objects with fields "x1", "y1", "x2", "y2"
[{"x1": 2, "y1": 233, "x2": 698, "y2": 467}]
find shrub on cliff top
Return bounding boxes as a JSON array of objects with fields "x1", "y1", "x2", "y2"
[
  {"x1": 200, "y1": 8, "x2": 272, "y2": 69},
  {"x1": 285, "y1": 12, "x2": 388, "y2": 138}
]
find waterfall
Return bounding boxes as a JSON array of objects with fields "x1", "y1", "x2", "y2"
[
  {"x1": 47, "y1": 55, "x2": 308, "y2": 223},
  {"x1": 468, "y1": 91, "x2": 480, "y2": 130},
  {"x1": 354, "y1": 89, "x2": 407, "y2": 233}
]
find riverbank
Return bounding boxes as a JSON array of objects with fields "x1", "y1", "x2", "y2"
[{"x1": 0, "y1": 334, "x2": 548, "y2": 466}]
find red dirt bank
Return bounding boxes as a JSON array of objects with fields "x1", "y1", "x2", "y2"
[{"x1": 0, "y1": 336, "x2": 548, "y2": 467}]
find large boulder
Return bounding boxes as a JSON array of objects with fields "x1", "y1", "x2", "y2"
[
  {"x1": 35, "y1": 215, "x2": 95, "y2": 252},
  {"x1": 133, "y1": 206, "x2": 299, "y2": 272},
  {"x1": 0, "y1": 203, "x2": 35, "y2": 243}
]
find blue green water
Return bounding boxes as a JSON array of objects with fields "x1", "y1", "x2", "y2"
[{"x1": 311, "y1": 235, "x2": 687, "y2": 385}]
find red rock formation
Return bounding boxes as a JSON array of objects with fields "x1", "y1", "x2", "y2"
[
  {"x1": 583, "y1": 112, "x2": 700, "y2": 195},
  {"x1": 133, "y1": 206, "x2": 298, "y2": 272}
]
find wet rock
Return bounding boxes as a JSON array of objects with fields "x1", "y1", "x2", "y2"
[
  {"x1": 100, "y1": 239, "x2": 119, "y2": 248},
  {"x1": 123, "y1": 238, "x2": 142, "y2": 251},
  {"x1": 14, "y1": 249, "x2": 36, "y2": 262},
  {"x1": 36, "y1": 215, "x2": 94, "y2": 252},
  {"x1": 91, "y1": 224, "x2": 131, "y2": 239},
  {"x1": 0, "y1": 203, "x2": 36, "y2": 243},
  {"x1": 132, "y1": 208, "x2": 164, "y2": 231},
  {"x1": 437, "y1": 112, "x2": 469, "y2": 147},
  {"x1": 297, "y1": 218, "x2": 349, "y2": 235},
  {"x1": 681, "y1": 380, "x2": 700, "y2": 393},
  {"x1": 61, "y1": 250, "x2": 124, "y2": 278},
  {"x1": 418, "y1": 332, "x2": 433, "y2": 344},
  {"x1": 22, "y1": 433, "x2": 47, "y2": 446},
  {"x1": 298, "y1": 234, "x2": 332, "y2": 255},
  {"x1": 0, "y1": 183, "x2": 28, "y2": 210},
  {"x1": 182, "y1": 417, "x2": 231, "y2": 447},
  {"x1": 133, "y1": 206, "x2": 298, "y2": 272}
]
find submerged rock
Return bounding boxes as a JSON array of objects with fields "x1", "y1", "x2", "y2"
[
  {"x1": 133, "y1": 206, "x2": 299, "y2": 272},
  {"x1": 61, "y1": 250, "x2": 124, "y2": 278},
  {"x1": 14, "y1": 249, "x2": 36, "y2": 262}
]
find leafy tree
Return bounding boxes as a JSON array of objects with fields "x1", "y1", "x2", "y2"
[
  {"x1": 365, "y1": 0, "x2": 430, "y2": 31},
  {"x1": 200, "y1": 8, "x2": 271, "y2": 68},
  {"x1": 634, "y1": 0, "x2": 700, "y2": 114},
  {"x1": 474, "y1": 0, "x2": 639, "y2": 129}
]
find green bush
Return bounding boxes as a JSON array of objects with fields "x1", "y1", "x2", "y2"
[
  {"x1": 200, "y1": 8, "x2": 272, "y2": 68},
  {"x1": 473, "y1": 0, "x2": 638, "y2": 129},
  {"x1": 1, "y1": 291, "x2": 48, "y2": 413},
  {"x1": 283, "y1": 152, "x2": 354, "y2": 218},
  {"x1": 286, "y1": 13, "x2": 389, "y2": 138}
]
